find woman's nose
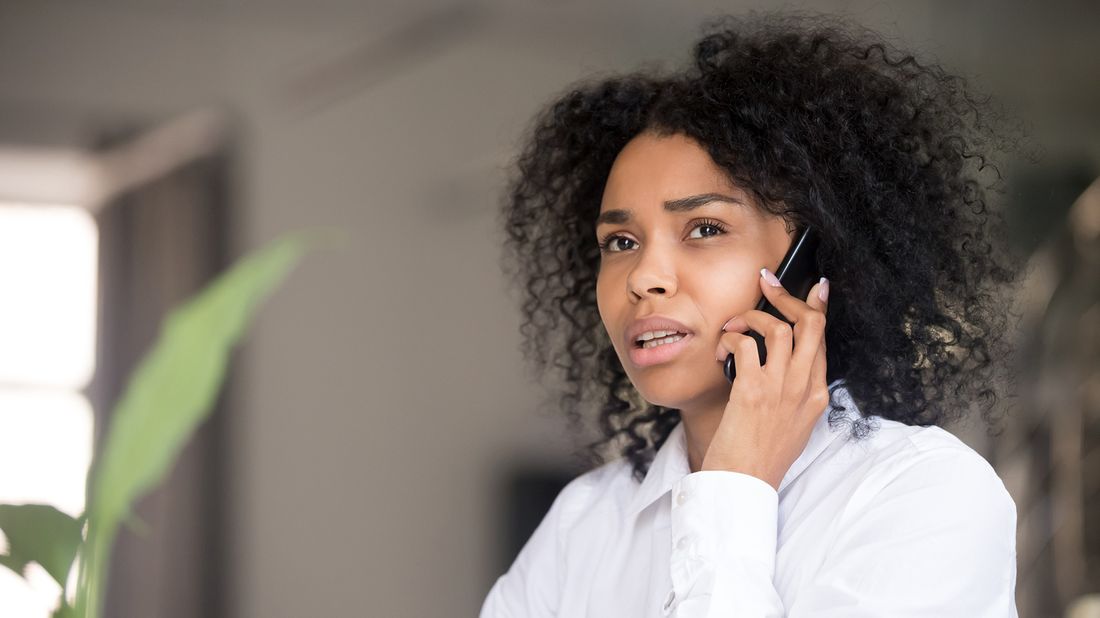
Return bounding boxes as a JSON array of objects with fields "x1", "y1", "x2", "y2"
[{"x1": 627, "y1": 250, "x2": 677, "y2": 300}]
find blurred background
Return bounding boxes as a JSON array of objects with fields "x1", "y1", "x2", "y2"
[{"x1": 0, "y1": 1, "x2": 1096, "y2": 617}]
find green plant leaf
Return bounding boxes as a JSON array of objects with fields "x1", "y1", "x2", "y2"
[
  {"x1": 76, "y1": 231, "x2": 319, "y2": 618},
  {"x1": 0, "y1": 504, "x2": 83, "y2": 586},
  {"x1": 0, "y1": 553, "x2": 30, "y2": 577},
  {"x1": 89, "y1": 232, "x2": 312, "y2": 529}
]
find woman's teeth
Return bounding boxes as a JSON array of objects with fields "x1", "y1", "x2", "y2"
[
  {"x1": 641, "y1": 334, "x2": 685, "y2": 349},
  {"x1": 637, "y1": 329, "x2": 684, "y2": 341}
]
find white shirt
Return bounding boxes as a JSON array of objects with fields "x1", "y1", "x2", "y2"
[{"x1": 479, "y1": 380, "x2": 1018, "y2": 617}]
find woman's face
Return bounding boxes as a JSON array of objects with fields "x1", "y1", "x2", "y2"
[{"x1": 595, "y1": 131, "x2": 796, "y2": 412}]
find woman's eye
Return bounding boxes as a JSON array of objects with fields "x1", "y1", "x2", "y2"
[
  {"x1": 598, "y1": 235, "x2": 636, "y2": 253},
  {"x1": 687, "y1": 220, "x2": 727, "y2": 239},
  {"x1": 599, "y1": 221, "x2": 727, "y2": 253}
]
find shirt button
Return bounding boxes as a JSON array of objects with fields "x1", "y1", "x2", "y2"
[
  {"x1": 676, "y1": 535, "x2": 690, "y2": 551},
  {"x1": 676, "y1": 490, "x2": 688, "y2": 506},
  {"x1": 662, "y1": 589, "x2": 677, "y2": 614}
]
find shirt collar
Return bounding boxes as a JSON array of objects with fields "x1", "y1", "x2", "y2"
[{"x1": 625, "y1": 378, "x2": 859, "y2": 518}]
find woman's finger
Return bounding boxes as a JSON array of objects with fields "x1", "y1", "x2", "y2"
[
  {"x1": 715, "y1": 274, "x2": 831, "y2": 378},
  {"x1": 725, "y1": 308, "x2": 793, "y2": 379},
  {"x1": 718, "y1": 330, "x2": 765, "y2": 382},
  {"x1": 757, "y1": 267, "x2": 820, "y2": 324},
  {"x1": 804, "y1": 276, "x2": 829, "y2": 311},
  {"x1": 807, "y1": 333, "x2": 828, "y2": 402},
  {"x1": 800, "y1": 277, "x2": 830, "y2": 413},
  {"x1": 786, "y1": 277, "x2": 829, "y2": 377}
]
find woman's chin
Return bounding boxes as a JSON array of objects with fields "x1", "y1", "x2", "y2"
[
  {"x1": 634, "y1": 382, "x2": 722, "y2": 411},
  {"x1": 620, "y1": 351, "x2": 727, "y2": 408},
  {"x1": 631, "y1": 372, "x2": 730, "y2": 411}
]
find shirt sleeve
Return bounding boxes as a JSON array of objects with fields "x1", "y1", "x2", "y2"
[
  {"x1": 479, "y1": 476, "x2": 583, "y2": 618},
  {"x1": 666, "y1": 448, "x2": 1018, "y2": 617}
]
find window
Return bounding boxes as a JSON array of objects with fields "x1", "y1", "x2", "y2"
[{"x1": 0, "y1": 202, "x2": 98, "y2": 616}]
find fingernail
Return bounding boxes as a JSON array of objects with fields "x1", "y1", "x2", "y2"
[
  {"x1": 760, "y1": 267, "x2": 781, "y2": 287},
  {"x1": 722, "y1": 316, "x2": 745, "y2": 332},
  {"x1": 818, "y1": 277, "x2": 829, "y2": 302}
]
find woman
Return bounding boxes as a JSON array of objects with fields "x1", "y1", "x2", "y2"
[{"x1": 482, "y1": 13, "x2": 1023, "y2": 617}]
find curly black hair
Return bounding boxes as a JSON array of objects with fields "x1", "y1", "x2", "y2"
[{"x1": 497, "y1": 12, "x2": 1025, "y2": 483}]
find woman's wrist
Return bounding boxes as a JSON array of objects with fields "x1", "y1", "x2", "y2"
[{"x1": 698, "y1": 456, "x2": 781, "y2": 492}]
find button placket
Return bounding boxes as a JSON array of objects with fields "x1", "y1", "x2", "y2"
[
  {"x1": 672, "y1": 484, "x2": 695, "y2": 558},
  {"x1": 661, "y1": 588, "x2": 677, "y2": 615},
  {"x1": 670, "y1": 474, "x2": 711, "y2": 590}
]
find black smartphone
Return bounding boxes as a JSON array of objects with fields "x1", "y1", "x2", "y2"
[{"x1": 724, "y1": 226, "x2": 821, "y2": 383}]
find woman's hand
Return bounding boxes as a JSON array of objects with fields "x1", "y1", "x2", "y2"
[{"x1": 703, "y1": 267, "x2": 831, "y2": 491}]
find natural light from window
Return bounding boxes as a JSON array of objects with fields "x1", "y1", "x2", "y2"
[{"x1": 0, "y1": 203, "x2": 98, "y2": 617}]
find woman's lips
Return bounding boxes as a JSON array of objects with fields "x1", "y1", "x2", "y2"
[{"x1": 627, "y1": 333, "x2": 694, "y2": 367}]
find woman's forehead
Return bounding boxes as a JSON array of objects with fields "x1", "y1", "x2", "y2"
[
  {"x1": 601, "y1": 132, "x2": 747, "y2": 210},
  {"x1": 595, "y1": 192, "x2": 752, "y2": 229}
]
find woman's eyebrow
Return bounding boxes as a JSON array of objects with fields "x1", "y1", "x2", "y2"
[{"x1": 595, "y1": 193, "x2": 746, "y2": 226}]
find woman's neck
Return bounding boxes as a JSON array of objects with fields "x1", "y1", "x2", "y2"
[{"x1": 678, "y1": 397, "x2": 729, "y2": 473}]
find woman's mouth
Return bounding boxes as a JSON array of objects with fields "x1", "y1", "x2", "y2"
[{"x1": 627, "y1": 332, "x2": 694, "y2": 367}]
